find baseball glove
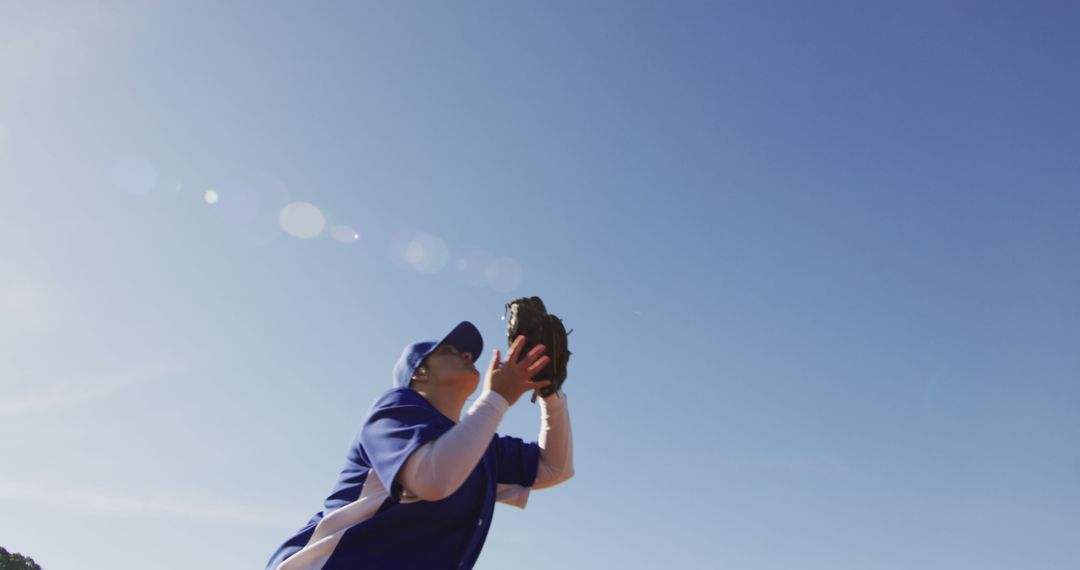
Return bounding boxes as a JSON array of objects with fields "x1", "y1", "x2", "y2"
[{"x1": 505, "y1": 296, "x2": 571, "y2": 401}]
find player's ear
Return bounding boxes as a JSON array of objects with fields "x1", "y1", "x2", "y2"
[{"x1": 411, "y1": 366, "x2": 429, "y2": 385}]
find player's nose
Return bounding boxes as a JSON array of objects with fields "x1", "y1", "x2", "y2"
[{"x1": 462, "y1": 352, "x2": 474, "y2": 364}]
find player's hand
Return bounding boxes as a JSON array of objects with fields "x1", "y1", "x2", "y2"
[{"x1": 485, "y1": 335, "x2": 552, "y2": 407}]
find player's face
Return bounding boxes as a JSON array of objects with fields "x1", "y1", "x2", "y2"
[{"x1": 422, "y1": 343, "x2": 480, "y2": 390}]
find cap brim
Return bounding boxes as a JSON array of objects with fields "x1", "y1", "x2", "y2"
[
  {"x1": 393, "y1": 321, "x2": 485, "y2": 389},
  {"x1": 438, "y1": 321, "x2": 484, "y2": 361}
]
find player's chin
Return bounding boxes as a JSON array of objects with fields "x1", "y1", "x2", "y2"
[{"x1": 461, "y1": 369, "x2": 481, "y2": 389}]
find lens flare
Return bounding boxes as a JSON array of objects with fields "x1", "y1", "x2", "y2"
[
  {"x1": 388, "y1": 229, "x2": 449, "y2": 273},
  {"x1": 405, "y1": 233, "x2": 449, "y2": 274},
  {"x1": 405, "y1": 241, "x2": 425, "y2": 264},
  {"x1": 331, "y1": 225, "x2": 361, "y2": 244},
  {"x1": 279, "y1": 202, "x2": 326, "y2": 239},
  {"x1": 453, "y1": 249, "x2": 495, "y2": 287}
]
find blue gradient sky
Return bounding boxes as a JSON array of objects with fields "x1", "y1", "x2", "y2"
[{"x1": 2, "y1": 2, "x2": 1078, "y2": 569}]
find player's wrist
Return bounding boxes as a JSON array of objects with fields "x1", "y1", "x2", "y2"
[
  {"x1": 538, "y1": 390, "x2": 566, "y2": 408},
  {"x1": 478, "y1": 389, "x2": 511, "y2": 412}
]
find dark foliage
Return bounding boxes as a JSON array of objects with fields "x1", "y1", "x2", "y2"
[{"x1": 0, "y1": 546, "x2": 43, "y2": 570}]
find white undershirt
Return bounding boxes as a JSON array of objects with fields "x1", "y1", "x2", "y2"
[{"x1": 398, "y1": 391, "x2": 574, "y2": 508}]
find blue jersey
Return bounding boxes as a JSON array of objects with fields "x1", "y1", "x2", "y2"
[{"x1": 267, "y1": 388, "x2": 540, "y2": 570}]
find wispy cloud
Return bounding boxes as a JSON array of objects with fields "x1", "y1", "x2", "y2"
[
  {"x1": 0, "y1": 361, "x2": 177, "y2": 417},
  {"x1": 0, "y1": 479, "x2": 296, "y2": 530}
]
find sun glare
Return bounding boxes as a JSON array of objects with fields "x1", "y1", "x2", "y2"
[{"x1": 279, "y1": 202, "x2": 326, "y2": 239}]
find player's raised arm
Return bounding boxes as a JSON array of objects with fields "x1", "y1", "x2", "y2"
[
  {"x1": 398, "y1": 339, "x2": 551, "y2": 501},
  {"x1": 533, "y1": 390, "x2": 574, "y2": 489}
]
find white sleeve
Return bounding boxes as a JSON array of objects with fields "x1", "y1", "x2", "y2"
[
  {"x1": 495, "y1": 483, "x2": 531, "y2": 509},
  {"x1": 397, "y1": 391, "x2": 508, "y2": 501},
  {"x1": 533, "y1": 392, "x2": 574, "y2": 490}
]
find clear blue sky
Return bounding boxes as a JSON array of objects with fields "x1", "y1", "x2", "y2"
[{"x1": 2, "y1": 2, "x2": 1078, "y2": 569}]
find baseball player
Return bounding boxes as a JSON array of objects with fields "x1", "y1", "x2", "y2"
[{"x1": 266, "y1": 321, "x2": 575, "y2": 569}]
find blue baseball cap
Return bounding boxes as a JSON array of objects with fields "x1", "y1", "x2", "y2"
[{"x1": 392, "y1": 321, "x2": 484, "y2": 388}]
